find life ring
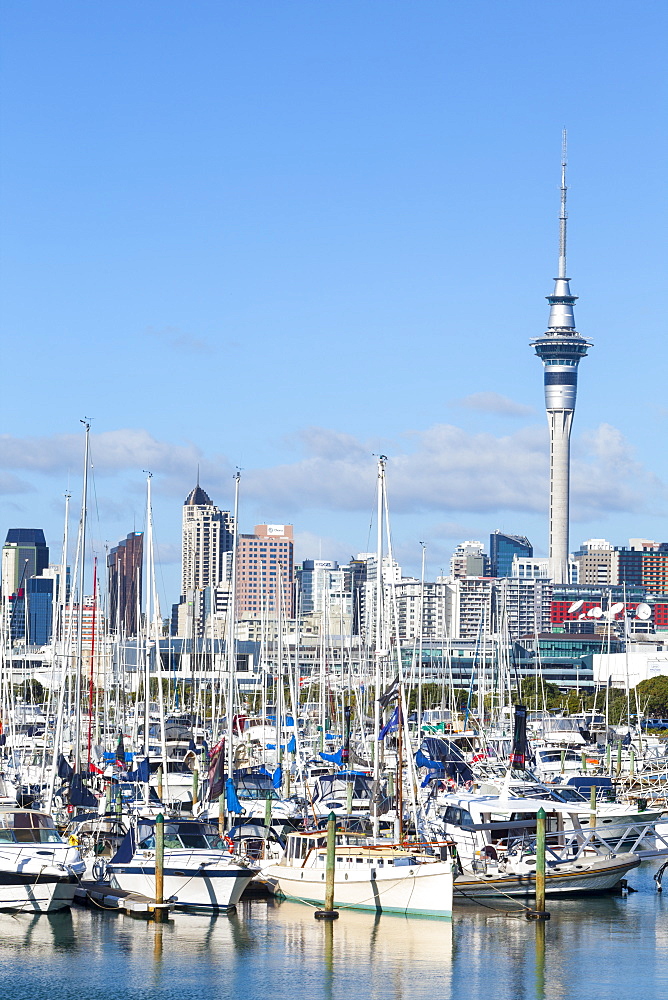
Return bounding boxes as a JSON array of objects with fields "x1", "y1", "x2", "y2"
[{"x1": 224, "y1": 835, "x2": 235, "y2": 853}]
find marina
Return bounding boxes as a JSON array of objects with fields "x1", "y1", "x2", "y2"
[
  {"x1": 1, "y1": 865, "x2": 667, "y2": 1000},
  {"x1": 1, "y1": 2, "x2": 666, "y2": 998}
]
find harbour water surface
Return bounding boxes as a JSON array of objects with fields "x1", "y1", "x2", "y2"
[{"x1": 1, "y1": 862, "x2": 666, "y2": 1000}]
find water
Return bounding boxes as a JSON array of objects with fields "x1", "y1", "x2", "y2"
[{"x1": 0, "y1": 863, "x2": 666, "y2": 1000}]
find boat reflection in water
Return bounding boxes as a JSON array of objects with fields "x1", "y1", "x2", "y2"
[{"x1": 1, "y1": 865, "x2": 668, "y2": 1000}]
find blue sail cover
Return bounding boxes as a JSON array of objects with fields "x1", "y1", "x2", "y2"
[
  {"x1": 416, "y1": 738, "x2": 474, "y2": 784},
  {"x1": 319, "y1": 748, "x2": 343, "y2": 766},
  {"x1": 126, "y1": 757, "x2": 150, "y2": 783},
  {"x1": 69, "y1": 774, "x2": 98, "y2": 807},
  {"x1": 225, "y1": 777, "x2": 242, "y2": 814}
]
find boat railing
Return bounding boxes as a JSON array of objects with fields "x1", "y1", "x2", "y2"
[{"x1": 511, "y1": 819, "x2": 668, "y2": 864}]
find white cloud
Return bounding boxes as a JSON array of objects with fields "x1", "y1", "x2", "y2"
[
  {"x1": 453, "y1": 391, "x2": 534, "y2": 418},
  {"x1": 0, "y1": 428, "x2": 205, "y2": 478},
  {"x1": 243, "y1": 423, "x2": 549, "y2": 515},
  {"x1": 0, "y1": 472, "x2": 35, "y2": 496},
  {"x1": 571, "y1": 423, "x2": 664, "y2": 519},
  {"x1": 0, "y1": 422, "x2": 660, "y2": 530},
  {"x1": 243, "y1": 422, "x2": 662, "y2": 522}
]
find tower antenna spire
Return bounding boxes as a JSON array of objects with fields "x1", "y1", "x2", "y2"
[
  {"x1": 531, "y1": 130, "x2": 592, "y2": 585},
  {"x1": 558, "y1": 128, "x2": 568, "y2": 279}
]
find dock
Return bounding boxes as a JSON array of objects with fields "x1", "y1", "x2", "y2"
[{"x1": 74, "y1": 881, "x2": 174, "y2": 918}]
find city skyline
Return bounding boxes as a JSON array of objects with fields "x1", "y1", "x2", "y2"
[{"x1": 0, "y1": 3, "x2": 666, "y2": 605}]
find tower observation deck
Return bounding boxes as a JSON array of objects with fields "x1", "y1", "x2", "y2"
[{"x1": 530, "y1": 133, "x2": 593, "y2": 584}]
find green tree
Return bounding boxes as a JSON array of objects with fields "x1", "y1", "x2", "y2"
[
  {"x1": 513, "y1": 677, "x2": 562, "y2": 710},
  {"x1": 634, "y1": 676, "x2": 668, "y2": 718}
]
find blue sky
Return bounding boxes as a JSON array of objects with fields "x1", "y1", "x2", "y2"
[{"x1": 0, "y1": 1, "x2": 666, "y2": 606}]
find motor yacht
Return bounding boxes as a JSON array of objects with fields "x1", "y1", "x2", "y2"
[
  {"x1": 106, "y1": 818, "x2": 258, "y2": 910},
  {"x1": 0, "y1": 809, "x2": 84, "y2": 912}
]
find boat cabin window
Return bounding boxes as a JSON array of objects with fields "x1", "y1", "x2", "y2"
[
  {"x1": 0, "y1": 812, "x2": 62, "y2": 844},
  {"x1": 443, "y1": 806, "x2": 475, "y2": 829},
  {"x1": 139, "y1": 823, "x2": 226, "y2": 852},
  {"x1": 239, "y1": 788, "x2": 279, "y2": 801},
  {"x1": 287, "y1": 836, "x2": 319, "y2": 861},
  {"x1": 551, "y1": 787, "x2": 587, "y2": 804}
]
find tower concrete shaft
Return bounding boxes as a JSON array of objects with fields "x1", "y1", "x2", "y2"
[{"x1": 530, "y1": 133, "x2": 592, "y2": 584}]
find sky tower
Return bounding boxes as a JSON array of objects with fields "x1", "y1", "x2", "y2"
[{"x1": 531, "y1": 132, "x2": 593, "y2": 584}]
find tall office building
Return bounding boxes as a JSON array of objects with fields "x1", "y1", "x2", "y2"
[
  {"x1": 394, "y1": 578, "x2": 450, "y2": 641},
  {"x1": 618, "y1": 539, "x2": 668, "y2": 592},
  {"x1": 295, "y1": 560, "x2": 353, "y2": 636},
  {"x1": 181, "y1": 484, "x2": 234, "y2": 595},
  {"x1": 530, "y1": 134, "x2": 592, "y2": 584},
  {"x1": 489, "y1": 531, "x2": 533, "y2": 578},
  {"x1": 8, "y1": 577, "x2": 54, "y2": 646},
  {"x1": 108, "y1": 531, "x2": 144, "y2": 636},
  {"x1": 236, "y1": 524, "x2": 295, "y2": 619},
  {"x1": 573, "y1": 539, "x2": 618, "y2": 586},
  {"x1": 348, "y1": 552, "x2": 402, "y2": 644},
  {"x1": 1, "y1": 529, "x2": 49, "y2": 598},
  {"x1": 449, "y1": 541, "x2": 490, "y2": 580}
]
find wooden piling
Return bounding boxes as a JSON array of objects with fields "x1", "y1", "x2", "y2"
[
  {"x1": 315, "y1": 811, "x2": 339, "y2": 920},
  {"x1": 589, "y1": 782, "x2": 597, "y2": 829},
  {"x1": 154, "y1": 813, "x2": 165, "y2": 923},
  {"x1": 527, "y1": 807, "x2": 550, "y2": 920}
]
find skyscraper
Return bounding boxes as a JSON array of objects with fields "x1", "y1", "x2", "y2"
[
  {"x1": 1, "y1": 528, "x2": 49, "y2": 598},
  {"x1": 449, "y1": 541, "x2": 490, "y2": 579},
  {"x1": 108, "y1": 531, "x2": 144, "y2": 636},
  {"x1": 489, "y1": 531, "x2": 533, "y2": 578},
  {"x1": 236, "y1": 524, "x2": 294, "y2": 619},
  {"x1": 530, "y1": 133, "x2": 592, "y2": 584},
  {"x1": 181, "y1": 484, "x2": 234, "y2": 595}
]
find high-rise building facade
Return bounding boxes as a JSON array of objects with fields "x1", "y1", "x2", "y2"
[
  {"x1": 295, "y1": 560, "x2": 353, "y2": 635},
  {"x1": 8, "y1": 577, "x2": 54, "y2": 645},
  {"x1": 573, "y1": 539, "x2": 618, "y2": 586},
  {"x1": 618, "y1": 539, "x2": 668, "y2": 592},
  {"x1": 444, "y1": 577, "x2": 494, "y2": 639},
  {"x1": 450, "y1": 541, "x2": 490, "y2": 580},
  {"x1": 181, "y1": 485, "x2": 234, "y2": 595},
  {"x1": 349, "y1": 552, "x2": 402, "y2": 644},
  {"x1": 236, "y1": 524, "x2": 294, "y2": 619},
  {"x1": 489, "y1": 531, "x2": 533, "y2": 578},
  {"x1": 394, "y1": 578, "x2": 450, "y2": 641},
  {"x1": 1, "y1": 529, "x2": 49, "y2": 598},
  {"x1": 495, "y1": 577, "x2": 553, "y2": 641},
  {"x1": 108, "y1": 532, "x2": 144, "y2": 636},
  {"x1": 530, "y1": 135, "x2": 592, "y2": 584}
]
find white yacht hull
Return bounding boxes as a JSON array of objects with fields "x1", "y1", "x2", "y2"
[
  {"x1": 108, "y1": 850, "x2": 256, "y2": 910},
  {"x1": 0, "y1": 870, "x2": 78, "y2": 913},
  {"x1": 454, "y1": 852, "x2": 640, "y2": 898},
  {"x1": 260, "y1": 860, "x2": 454, "y2": 917}
]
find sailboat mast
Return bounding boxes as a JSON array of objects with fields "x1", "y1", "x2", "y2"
[
  {"x1": 372, "y1": 456, "x2": 386, "y2": 840},
  {"x1": 74, "y1": 420, "x2": 90, "y2": 772},
  {"x1": 226, "y1": 472, "x2": 240, "y2": 784},
  {"x1": 86, "y1": 557, "x2": 97, "y2": 770}
]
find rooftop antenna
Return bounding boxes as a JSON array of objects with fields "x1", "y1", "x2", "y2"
[
  {"x1": 196, "y1": 463, "x2": 200, "y2": 487},
  {"x1": 558, "y1": 128, "x2": 568, "y2": 280}
]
